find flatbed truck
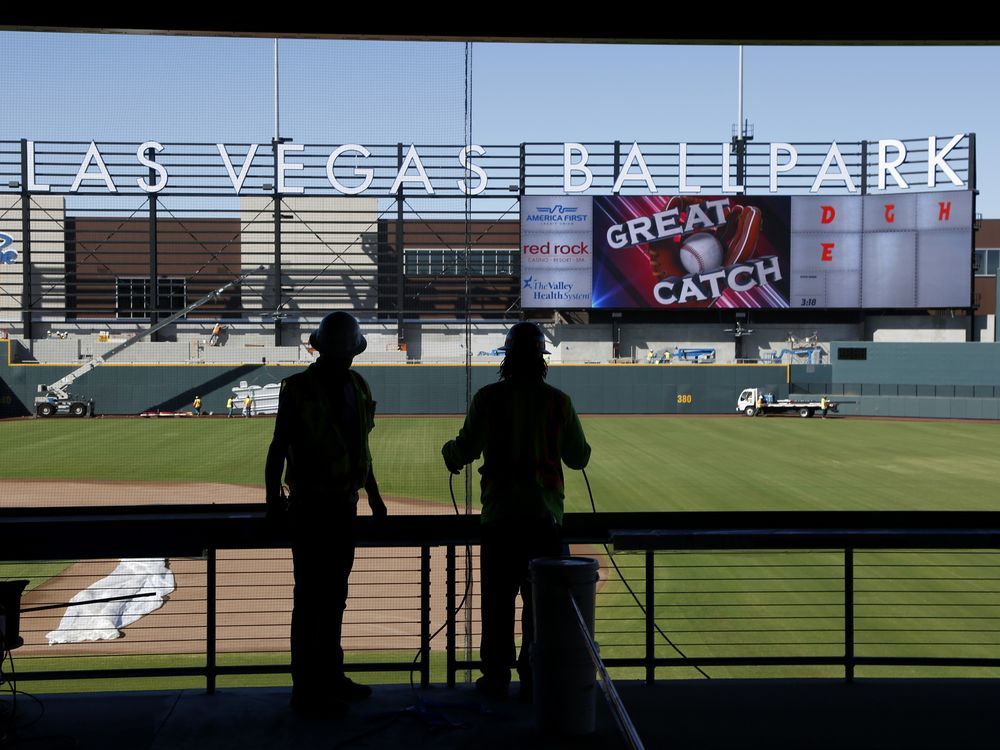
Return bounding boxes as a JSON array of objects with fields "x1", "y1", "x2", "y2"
[{"x1": 737, "y1": 387, "x2": 844, "y2": 418}]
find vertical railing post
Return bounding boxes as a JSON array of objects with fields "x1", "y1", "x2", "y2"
[
  {"x1": 446, "y1": 544, "x2": 456, "y2": 688},
  {"x1": 19, "y1": 139, "x2": 33, "y2": 341},
  {"x1": 613, "y1": 140, "x2": 622, "y2": 186},
  {"x1": 859, "y1": 140, "x2": 869, "y2": 196},
  {"x1": 645, "y1": 549, "x2": 655, "y2": 685},
  {"x1": 518, "y1": 142, "x2": 526, "y2": 196},
  {"x1": 844, "y1": 547, "x2": 855, "y2": 683},
  {"x1": 395, "y1": 144, "x2": 405, "y2": 350},
  {"x1": 147, "y1": 147, "x2": 159, "y2": 339},
  {"x1": 271, "y1": 139, "x2": 283, "y2": 346},
  {"x1": 206, "y1": 547, "x2": 217, "y2": 695},
  {"x1": 420, "y1": 545, "x2": 431, "y2": 688}
]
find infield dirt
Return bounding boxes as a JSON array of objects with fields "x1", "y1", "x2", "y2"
[{"x1": 11, "y1": 481, "x2": 605, "y2": 661}]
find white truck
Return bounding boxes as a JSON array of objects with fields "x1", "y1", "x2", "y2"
[{"x1": 736, "y1": 387, "x2": 842, "y2": 418}]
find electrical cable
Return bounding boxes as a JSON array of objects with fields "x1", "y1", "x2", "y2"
[
  {"x1": 407, "y1": 471, "x2": 473, "y2": 695},
  {"x1": 0, "y1": 629, "x2": 44, "y2": 745},
  {"x1": 147, "y1": 689, "x2": 184, "y2": 749},
  {"x1": 581, "y1": 467, "x2": 711, "y2": 680},
  {"x1": 0, "y1": 629, "x2": 14, "y2": 747}
]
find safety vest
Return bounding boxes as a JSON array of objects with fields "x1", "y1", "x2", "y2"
[
  {"x1": 443, "y1": 379, "x2": 589, "y2": 524},
  {"x1": 280, "y1": 365, "x2": 375, "y2": 495},
  {"x1": 226, "y1": 398, "x2": 233, "y2": 408}
]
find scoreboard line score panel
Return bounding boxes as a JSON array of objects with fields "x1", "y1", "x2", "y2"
[
  {"x1": 520, "y1": 191, "x2": 973, "y2": 311},
  {"x1": 789, "y1": 192, "x2": 972, "y2": 309}
]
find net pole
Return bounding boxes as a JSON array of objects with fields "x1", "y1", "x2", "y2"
[{"x1": 462, "y1": 40, "x2": 475, "y2": 684}]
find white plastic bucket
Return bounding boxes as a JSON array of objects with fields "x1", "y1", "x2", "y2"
[{"x1": 529, "y1": 556, "x2": 599, "y2": 735}]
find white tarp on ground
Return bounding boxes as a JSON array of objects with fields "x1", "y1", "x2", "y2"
[{"x1": 46, "y1": 558, "x2": 174, "y2": 644}]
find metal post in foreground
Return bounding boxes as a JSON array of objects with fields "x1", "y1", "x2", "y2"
[
  {"x1": 645, "y1": 549, "x2": 655, "y2": 685},
  {"x1": 446, "y1": 544, "x2": 456, "y2": 688},
  {"x1": 530, "y1": 556, "x2": 599, "y2": 736},
  {"x1": 207, "y1": 547, "x2": 217, "y2": 695},
  {"x1": 845, "y1": 547, "x2": 855, "y2": 683},
  {"x1": 420, "y1": 545, "x2": 431, "y2": 688}
]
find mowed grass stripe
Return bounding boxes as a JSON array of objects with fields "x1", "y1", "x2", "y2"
[{"x1": 3, "y1": 415, "x2": 1000, "y2": 511}]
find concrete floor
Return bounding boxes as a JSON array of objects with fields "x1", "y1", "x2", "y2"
[{"x1": 4, "y1": 679, "x2": 1000, "y2": 749}]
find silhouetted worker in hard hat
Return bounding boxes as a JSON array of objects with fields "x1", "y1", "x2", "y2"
[
  {"x1": 442, "y1": 322, "x2": 591, "y2": 701},
  {"x1": 265, "y1": 311, "x2": 387, "y2": 717}
]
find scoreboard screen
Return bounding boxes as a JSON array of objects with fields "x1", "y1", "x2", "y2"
[{"x1": 520, "y1": 191, "x2": 973, "y2": 311}]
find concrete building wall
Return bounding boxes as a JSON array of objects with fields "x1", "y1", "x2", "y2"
[
  {"x1": 0, "y1": 195, "x2": 65, "y2": 327},
  {"x1": 866, "y1": 314, "x2": 968, "y2": 342},
  {"x1": 240, "y1": 196, "x2": 379, "y2": 313}
]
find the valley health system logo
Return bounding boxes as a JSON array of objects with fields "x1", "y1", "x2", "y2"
[{"x1": 520, "y1": 197, "x2": 593, "y2": 309}]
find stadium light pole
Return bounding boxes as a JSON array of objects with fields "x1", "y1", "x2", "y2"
[
  {"x1": 732, "y1": 45, "x2": 752, "y2": 194},
  {"x1": 274, "y1": 39, "x2": 280, "y2": 144},
  {"x1": 737, "y1": 45, "x2": 743, "y2": 138}
]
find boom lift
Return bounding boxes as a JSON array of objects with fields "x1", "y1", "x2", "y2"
[{"x1": 34, "y1": 266, "x2": 264, "y2": 417}]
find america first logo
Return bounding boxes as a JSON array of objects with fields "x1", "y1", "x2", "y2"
[{"x1": 525, "y1": 204, "x2": 589, "y2": 223}]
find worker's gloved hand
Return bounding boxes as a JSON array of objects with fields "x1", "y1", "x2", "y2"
[
  {"x1": 441, "y1": 443, "x2": 463, "y2": 475},
  {"x1": 368, "y1": 490, "x2": 388, "y2": 521},
  {"x1": 265, "y1": 488, "x2": 289, "y2": 528}
]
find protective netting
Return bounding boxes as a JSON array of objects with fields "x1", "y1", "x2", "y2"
[{"x1": 0, "y1": 33, "x2": 487, "y2": 687}]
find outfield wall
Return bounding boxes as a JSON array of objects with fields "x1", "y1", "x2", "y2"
[
  {"x1": 4, "y1": 339, "x2": 998, "y2": 419},
  {"x1": 831, "y1": 342, "x2": 1000, "y2": 386},
  {"x1": 0, "y1": 342, "x2": 787, "y2": 417}
]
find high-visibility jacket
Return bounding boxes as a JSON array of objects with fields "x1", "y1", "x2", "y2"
[
  {"x1": 193, "y1": 398, "x2": 202, "y2": 408},
  {"x1": 274, "y1": 363, "x2": 376, "y2": 495},
  {"x1": 442, "y1": 379, "x2": 590, "y2": 525},
  {"x1": 226, "y1": 398, "x2": 234, "y2": 408}
]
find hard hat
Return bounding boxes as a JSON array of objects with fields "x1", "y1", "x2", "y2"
[
  {"x1": 499, "y1": 322, "x2": 549, "y2": 355},
  {"x1": 310, "y1": 311, "x2": 367, "y2": 357}
]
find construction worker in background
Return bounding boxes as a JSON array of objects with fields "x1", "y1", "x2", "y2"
[
  {"x1": 226, "y1": 396, "x2": 234, "y2": 418},
  {"x1": 442, "y1": 322, "x2": 591, "y2": 701},
  {"x1": 243, "y1": 394, "x2": 253, "y2": 418},
  {"x1": 193, "y1": 395, "x2": 202, "y2": 416},
  {"x1": 756, "y1": 393, "x2": 766, "y2": 417},
  {"x1": 265, "y1": 311, "x2": 387, "y2": 717},
  {"x1": 209, "y1": 321, "x2": 224, "y2": 346},
  {"x1": 646, "y1": 348, "x2": 654, "y2": 364},
  {"x1": 821, "y1": 396, "x2": 829, "y2": 419}
]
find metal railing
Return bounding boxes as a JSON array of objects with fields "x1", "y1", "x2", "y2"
[
  {"x1": 4, "y1": 508, "x2": 1000, "y2": 690},
  {"x1": 0, "y1": 135, "x2": 973, "y2": 329}
]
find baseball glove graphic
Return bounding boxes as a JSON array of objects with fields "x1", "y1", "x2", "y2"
[{"x1": 643, "y1": 197, "x2": 762, "y2": 280}]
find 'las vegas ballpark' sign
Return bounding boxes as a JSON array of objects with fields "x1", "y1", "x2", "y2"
[{"x1": 15, "y1": 135, "x2": 968, "y2": 196}]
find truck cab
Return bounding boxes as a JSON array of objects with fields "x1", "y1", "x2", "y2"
[{"x1": 737, "y1": 388, "x2": 761, "y2": 415}]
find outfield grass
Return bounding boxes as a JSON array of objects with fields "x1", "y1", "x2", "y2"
[
  {"x1": 4, "y1": 415, "x2": 1000, "y2": 685},
  {"x1": 0, "y1": 561, "x2": 75, "y2": 592},
  {"x1": 2, "y1": 415, "x2": 1000, "y2": 512}
]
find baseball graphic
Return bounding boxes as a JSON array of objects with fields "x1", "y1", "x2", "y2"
[{"x1": 679, "y1": 232, "x2": 724, "y2": 275}]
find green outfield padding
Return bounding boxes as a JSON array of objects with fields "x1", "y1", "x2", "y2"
[
  {"x1": 4, "y1": 340, "x2": 1000, "y2": 420},
  {"x1": 0, "y1": 341, "x2": 786, "y2": 417}
]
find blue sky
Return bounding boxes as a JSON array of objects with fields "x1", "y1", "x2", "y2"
[{"x1": 3, "y1": 33, "x2": 997, "y2": 211}]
